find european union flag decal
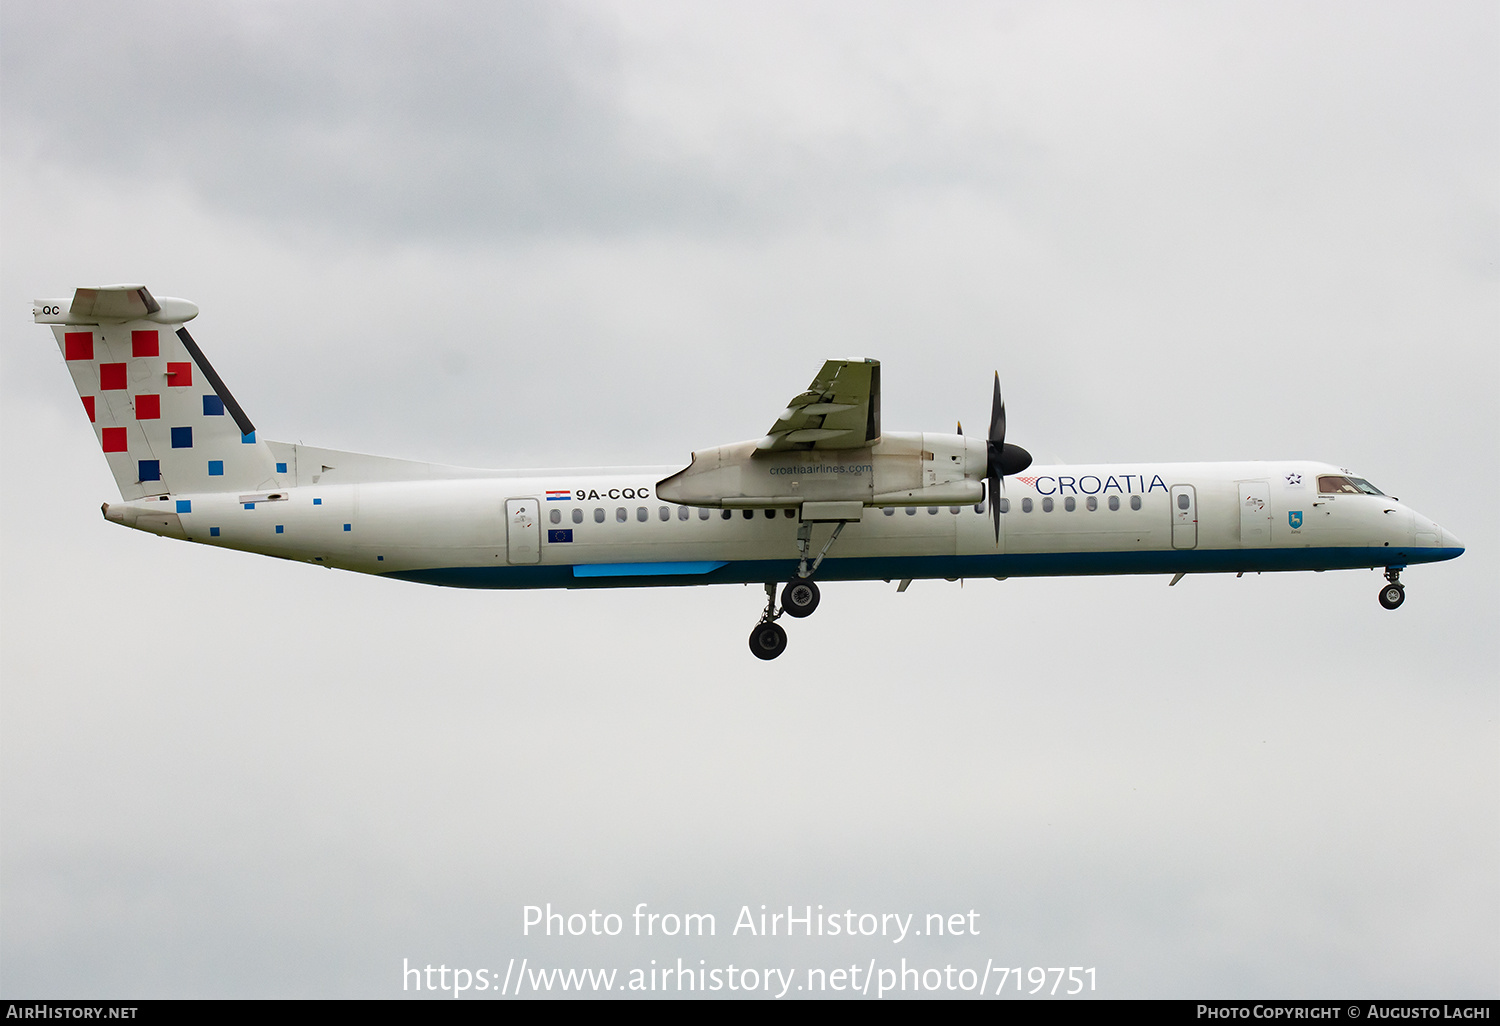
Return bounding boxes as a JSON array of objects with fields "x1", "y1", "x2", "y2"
[
  {"x1": 1288, "y1": 510, "x2": 1303, "y2": 529},
  {"x1": 547, "y1": 529, "x2": 574, "y2": 543}
]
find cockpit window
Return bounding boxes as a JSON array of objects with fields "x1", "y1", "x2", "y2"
[{"x1": 1318, "y1": 475, "x2": 1385, "y2": 496}]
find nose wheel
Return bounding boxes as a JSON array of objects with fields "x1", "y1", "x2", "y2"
[{"x1": 1378, "y1": 567, "x2": 1406, "y2": 610}]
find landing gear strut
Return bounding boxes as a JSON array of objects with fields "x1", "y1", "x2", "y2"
[
  {"x1": 1379, "y1": 567, "x2": 1406, "y2": 610},
  {"x1": 748, "y1": 582, "x2": 790, "y2": 660}
]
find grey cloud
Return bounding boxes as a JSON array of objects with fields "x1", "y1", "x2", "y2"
[{"x1": 2, "y1": 1, "x2": 740, "y2": 238}]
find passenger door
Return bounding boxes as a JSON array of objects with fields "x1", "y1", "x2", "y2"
[
  {"x1": 506, "y1": 497, "x2": 540, "y2": 564},
  {"x1": 1170, "y1": 484, "x2": 1197, "y2": 549}
]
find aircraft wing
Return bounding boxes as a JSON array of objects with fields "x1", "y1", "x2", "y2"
[{"x1": 756, "y1": 358, "x2": 881, "y2": 452}]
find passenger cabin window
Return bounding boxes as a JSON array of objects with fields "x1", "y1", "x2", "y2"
[
  {"x1": 905, "y1": 507, "x2": 917, "y2": 516},
  {"x1": 572, "y1": 508, "x2": 583, "y2": 524},
  {"x1": 996, "y1": 498, "x2": 1007, "y2": 514},
  {"x1": 1086, "y1": 496, "x2": 1097, "y2": 511},
  {"x1": 1130, "y1": 495, "x2": 1141, "y2": 510},
  {"x1": 1022, "y1": 498, "x2": 1033, "y2": 513},
  {"x1": 699, "y1": 508, "x2": 710, "y2": 520},
  {"x1": 549, "y1": 508, "x2": 561, "y2": 524},
  {"x1": 764, "y1": 509, "x2": 775, "y2": 519},
  {"x1": 616, "y1": 507, "x2": 627, "y2": 523},
  {"x1": 721, "y1": 509, "x2": 732, "y2": 520},
  {"x1": 1319, "y1": 475, "x2": 1384, "y2": 495},
  {"x1": 659, "y1": 506, "x2": 670, "y2": 522},
  {"x1": 678, "y1": 506, "x2": 689, "y2": 521},
  {"x1": 637, "y1": 507, "x2": 648, "y2": 522},
  {"x1": 1109, "y1": 496, "x2": 1119, "y2": 511},
  {"x1": 1177, "y1": 493, "x2": 1190, "y2": 510},
  {"x1": 928, "y1": 507, "x2": 938, "y2": 515},
  {"x1": 742, "y1": 509, "x2": 753, "y2": 520},
  {"x1": 883, "y1": 507, "x2": 895, "y2": 517},
  {"x1": 1042, "y1": 497, "x2": 1054, "y2": 512},
  {"x1": 594, "y1": 508, "x2": 605, "y2": 523},
  {"x1": 1064, "y1": 497, "x2": 1076, "y2": 512}
]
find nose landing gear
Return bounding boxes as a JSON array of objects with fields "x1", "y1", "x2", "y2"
[{"x1": 1378, "y1": 567, "x2": 1406, "y2": 610}]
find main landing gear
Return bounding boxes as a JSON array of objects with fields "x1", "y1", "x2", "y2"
[
  {"x1": 1378, "y1": 567, "x2": 1406, "y2": 610},
  {"x1": 748, "y1": 517, "x2": 851, "y2": 660},
  {"x1": 747, "y1": 579, "x2": 825, "y2": 660}
]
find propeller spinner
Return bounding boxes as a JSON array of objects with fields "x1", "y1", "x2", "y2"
[{"x1": 986, "y1": 372, "x2": 1032, "y2": 541}]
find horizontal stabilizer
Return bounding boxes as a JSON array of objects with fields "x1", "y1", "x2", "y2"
[{"x1": 34, "y1": 285, "x2": 198, "y2": 325}]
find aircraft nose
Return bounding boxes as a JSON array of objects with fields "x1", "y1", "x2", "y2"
[{"x1": 1440, "y1": 526, "x2": 1464, "y2": 553}]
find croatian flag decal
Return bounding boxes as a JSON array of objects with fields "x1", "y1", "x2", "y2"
[{"x1": 545, "y1": 490, "x2": 571, "y2": 501}]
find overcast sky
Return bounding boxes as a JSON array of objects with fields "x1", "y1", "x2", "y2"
[{"x1": 2, "y1": 0, "x2": 1495, "y2": 999}]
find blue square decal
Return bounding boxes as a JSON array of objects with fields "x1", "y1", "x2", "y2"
[
  {"x1": 176, "y1": 499, "x2": 191, "y2": 513},
  {"x1": 275, "y1": 525, "x2": 284, "y2": 534},
  {"x1": 241, "y1": 431, "x2": 256, "y2": 444},
  {"x1": 202, "y1": 395, "x2": 224, "y2": 416},
  {"x1": 548, "y1": 529, "x2": 574, "y2": 543},
  {"x1": 276, "y1": 462, "x2": 287, "y2": 474},
  {"x1": 343, "y1": 523, "x2": 351, "y2": 532},
  {"x1": 210, "y1": 527, "x2": 220, "y2": 537},
  {"x1": 208, "y1": 460, "x2": 224, "y2": 476},
  {"x1": 138, "y1": 460, "x2": 160, "y2": 482},
  {"x1": 313, "y1": 498, "x2": 322, "y2": 505},
  {"x1": 244, "y1": 502, "x2": 255, "y2": 510},
  {"x1": 171, "y1": 426, "x2": 193, "y2": 448}
]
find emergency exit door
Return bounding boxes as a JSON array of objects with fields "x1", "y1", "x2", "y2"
[
  {"x1": 1170, "y1": 484, "x2": 1197, "y2": 549},
  {"x1": 1238, "y1": 480, "x2": 1271, "y2": 547},
  {"x1": 506, "y1": 498, "x2": 540, "y2": 564}
]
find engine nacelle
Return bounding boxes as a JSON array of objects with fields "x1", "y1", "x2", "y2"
[{"x1": 656, "y1": 431, "x2": 986, "y2": 508}]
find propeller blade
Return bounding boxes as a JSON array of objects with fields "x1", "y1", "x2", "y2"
[
  {"x1": 989, "y1": 471, "x2": 1002, "y2": 541},
  {"x1": 983, "y1": 372, "x2": 1031, "y2": 542},
  {"x1": 989, "y1": 372, "x2": 1005, "y2": 446}
]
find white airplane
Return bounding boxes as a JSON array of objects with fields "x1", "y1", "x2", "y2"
[{"x1": 35, "y1": 284, "x2": 1464, "y2": 660}]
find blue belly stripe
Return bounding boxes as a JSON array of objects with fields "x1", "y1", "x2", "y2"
[
  {"x1": 572, "y1": 561, "x2": 729, "y2": 578},
  {"x1": 384, "y1": 546, "x2": 1462, "y2": 590}
]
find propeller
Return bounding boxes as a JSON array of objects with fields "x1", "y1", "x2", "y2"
[{"x1": 986, "y1": 372, "x2": 1032, "y2": 541}]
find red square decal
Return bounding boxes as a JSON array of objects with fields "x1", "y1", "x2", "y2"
[
  {"x1": 100, "y1": 363, "x2": 127, "y2": 390},
  {"x1": 135, "y1": 394, "x2": 160, "y2": 419},
  {"x1": 102, "y1": 427, "x2": 127, "y2": 452},
  {"x1": 64, "y1": 332, "x2": 93, "y2": 361},
  {"x1": 82, "y1": 396, "x2": 96, "y2": 422},
  {"x1": 166, "y1": 361, "x2": 192, "y2": 387},
  {"x1": 131, "y1": 330, "x2": 160, "y2": 357}
]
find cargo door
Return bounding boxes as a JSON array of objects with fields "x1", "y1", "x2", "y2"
[
  {"x1": 1170, "y1": 484, "x2": 1198, "y2": 549},
  {"x1": 1238, "y1": 480, "x2": 1271, "y2": 547},
  {"x1": 506, "y1": 497, "x2": 540, "y2": 564}
]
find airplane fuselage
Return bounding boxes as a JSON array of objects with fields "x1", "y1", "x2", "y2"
[{"x1": 102, "y1": 451, "x2": 1462, "y2": 589}]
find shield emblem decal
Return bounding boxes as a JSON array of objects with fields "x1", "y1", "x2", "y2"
[{"x1": 1288, "y1": 510, "x2": 1303, "y2": 529}]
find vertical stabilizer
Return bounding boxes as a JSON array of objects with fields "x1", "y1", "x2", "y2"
[{"x1": 35, "y1": 286, "x2": 285, "y2": 499}]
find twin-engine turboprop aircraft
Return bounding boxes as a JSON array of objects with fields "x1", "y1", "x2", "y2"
[{"x1": 36, "y1": 285, "x2": 1464, "y2": 659}]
